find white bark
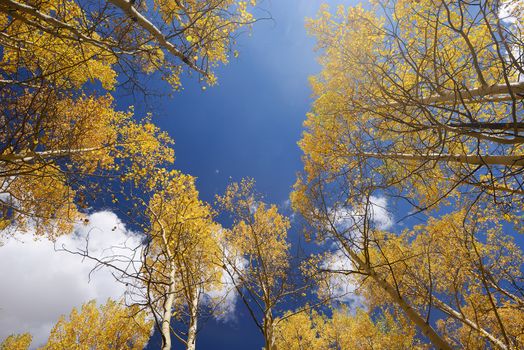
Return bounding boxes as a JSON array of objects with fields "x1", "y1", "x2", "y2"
[
  {"x1": 161, "y1": 269, "x2": 176, "y2": 350},
  {"x1": 358, "y1": 151, "x2": 524, "y2": 167},
  {"x1": 153, "y1": 209, "x2": 178, "y2": 350},
  {"x1": 186, "y1": 288, "x2": 199, "y2": 350},
  {"x1": 0, "y1": 147, "x2": 102, "y2": 163},
  {"x1": 0, "y1": 0, "x2": 125, "y2": 53},
  {"x1": 384, "y1": 82, "x2": 524, "y2": 106},
  {"x1": 333, "y1": 236, "x2": 453, "y2": 350},
  {"x1": 263, "y1": 308, "x2": 275, "y2": 350}
]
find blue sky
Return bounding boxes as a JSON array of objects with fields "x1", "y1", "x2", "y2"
[
  {"x1": 121, "y1": 0, "x2": 350, "y2": 348},
  {"x1": 126, "y1": 0, "x2": 328, "y2": 205}
]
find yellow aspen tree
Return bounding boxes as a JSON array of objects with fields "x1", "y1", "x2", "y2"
[
  {"x1": 364, "y1": 210, "x2": 524, "y2": 350},
  {"x1": 295, "y1": 191, "x2": 524, "y2": 350},
  {"x1": 141, "y1": 169, "x2": 223, "y2": 350},
  {"x1": 292, "y1": 185, "x2": 455, "y2": 349},
  {"x1": 217, "y1": 178, "x2": 302, "y2": 350}
]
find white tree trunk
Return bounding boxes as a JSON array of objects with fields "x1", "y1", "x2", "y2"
[
  {"x1": 383, "y1": 82, "x2": 524, "y2": 106},
  {"x1": 263, "y1": 309, "x2": 275, "y2": 350},
  {"x1": 434, "y1": 298, "x2": 508, "y2": 350},
  {"x1": 186, "y1": 288, "x2": 199, "y2": 350},
  {"x1": 161, "y1": 269, "x2": 176, "y2": 350},
  {"x1": 359, "y1": 151, "x2": 524, "y2": 167}
]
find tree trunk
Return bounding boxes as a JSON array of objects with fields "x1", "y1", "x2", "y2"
[
  {"x1": 186, "y1": 288, "x2": 199, "y2": 350},
  {"x1": 0, "y1": 147, "x2": 102, "y2": 163},
  {"x1": 358, "y1": 151, "x2": 524, "y2": 167},
  {"x1": 383, "y1": 82, "x2": 524, "y2": 106},
  {"x1": 367, "y1": 272, "x2": 453, "y2": 350},
  {"x1": 433, "y1": 298, "x2": 507, "y2": 350},
  {"x1": 161, "y1": 269, "x2": 176, "y2": 350},
  {"x1": 263, "y1": 309, "x2": 275, "y2": 350}
]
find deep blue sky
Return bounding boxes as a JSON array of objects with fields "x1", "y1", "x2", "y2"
[
  {"x1": 116, "y1": 1, "x2": 352, "y2": 348},
  {"x1": 139, "y1": 0, "x2": 331, "y2": 206}
]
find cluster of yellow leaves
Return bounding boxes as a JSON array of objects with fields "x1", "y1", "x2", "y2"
[
  {"x1": 155, "y1": 0, "x2": 255, "y2": 84},
  {"x1": 0, "y1": 299, "x2": 151, "y2": 350},
  {"x1": 42, "y1": 299, "x2": 152, "y2": 350},
  {"x1": 0, "y1": 333, "x2": 32, "y2": 350},
  {"x1": 0, "y1": 0, "x2": 117, "y2": 89},
  {"x1": 0, "y1": 91, "x2": 174, "y2": 239},
  {"x1": 117, "y1": 115, "x2": 175, "y2": 185},
  {"x1": 274, "y1": 309, "x2": 329, "y2": 350},
  {"x1": 4, "y1": 167, "x2": 80, "y2": 238},
  {"x1": 275, "y1": 307, "x2": 421, "y2": 350}
]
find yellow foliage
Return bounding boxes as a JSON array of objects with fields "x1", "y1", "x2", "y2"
[
  {"x1": 41, "y1": 299, "x2": 152, "y2": 350},
  {"x1": 275, "y1": 309, "x2": 329, "y2": 350},
  {"x1": 0, "y1": 333, "x2": 32, "y2": 350},
  {"x1": 298, "y1": 0, "x2": 524, "y2": 211},
  {"x1": 0, "y1": 91, "x2": 174, "y2": 239},
  {"x1": 275, "y1": 307, "x2": 421, "y2": 350}
]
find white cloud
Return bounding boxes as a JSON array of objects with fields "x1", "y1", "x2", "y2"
[
  {"x1": 498, "y1": 1, "x2": 524, "y2": 81},
  {"x1": 367, "y1": 196, "x2": 393, "y2": 230},
  {"x1": 0, "y1": 211, "x2": 143, "y2": 348},
  {"x1": 319, "y1": 250, "x2": 365, "y2": 311},
  {"x1": 204, "y1": 269, "x2": 239, "y2": 321},
  {"x1": 499, "y1": 0, "x2": 523, "y2": 23},
  {"x1": 205, "y1": 247, "x2": 247, "y2": 322},
  {"x1": 320, "y1": 196, "x2": 392, "y2": 311},
  {"x1": 332, "y1": 195, "x2": 393, "y2": 233}
]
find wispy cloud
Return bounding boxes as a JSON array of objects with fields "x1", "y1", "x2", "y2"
[
  {"x1": 205, "y1": 254, "x2": 247, "y2": 322},
  {"x1": 318, "y1": 196, "x2": 393, "y2": 311}
]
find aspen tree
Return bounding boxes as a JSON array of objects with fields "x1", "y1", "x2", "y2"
[{"x1": 217, "y1": 179, "x2": 305, "y2": 350}]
